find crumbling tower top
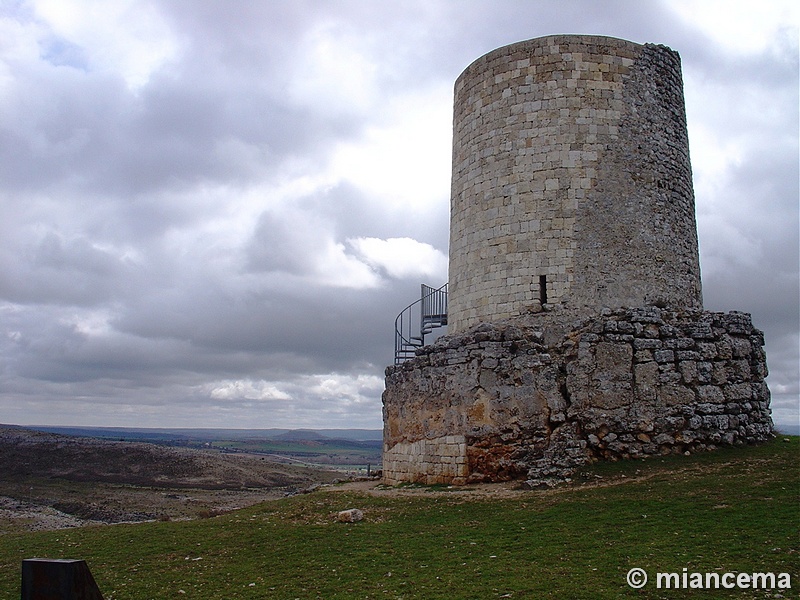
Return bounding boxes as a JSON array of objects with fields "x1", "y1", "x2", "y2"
[{"x1": 447, "y1": 35, "x2": 702, "y2": 333}]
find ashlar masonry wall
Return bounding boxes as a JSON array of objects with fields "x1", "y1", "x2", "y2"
[
  {"x1": 382, "y1": 308, "x2": 772, "y2": 485},
  {"x1": 448, "y1": 35, "x2": 702, "y2": 333}
]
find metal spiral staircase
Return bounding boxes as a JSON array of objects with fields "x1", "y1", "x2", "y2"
[{"x1": 394, "y1": 283, "x2": 448, "y2": 364}]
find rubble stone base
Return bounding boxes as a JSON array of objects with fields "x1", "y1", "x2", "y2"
[{"x1": 382, "y1": 307, "x2": 773, "y2": 485}]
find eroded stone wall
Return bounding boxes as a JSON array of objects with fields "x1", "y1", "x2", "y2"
[{"x1": 382, "y1": 308, "x2": 773, "y2": 485}]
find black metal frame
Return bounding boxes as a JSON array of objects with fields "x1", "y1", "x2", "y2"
[{"x1": 394, "y1": 283, "x2": 448, "y2": 364}]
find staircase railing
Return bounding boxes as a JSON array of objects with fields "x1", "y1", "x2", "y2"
[{"x1": 394, "y1": 283, "x2": 448, "y2": 364}]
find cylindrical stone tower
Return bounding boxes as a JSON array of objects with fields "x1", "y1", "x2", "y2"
[{"x1": 448, "y1": 35, "x2": 702, "y2": 333}]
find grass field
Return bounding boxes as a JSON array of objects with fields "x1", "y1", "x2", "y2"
[{"x1": 1, "y1": 438, "x2": 797, "y2": 599}]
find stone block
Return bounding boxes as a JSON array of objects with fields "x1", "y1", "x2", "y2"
[
  {"x1": 724, "y1": 383, "x2": 754, "y2": 401},
  {"x1": 654, "y1": 349, "x2": 675, "y2": 363},
  {"x1": 657, "y1": 384, "x2": 695, "y2": 406},
  {"x1": 634, "y1": 338, "x2": 662, "y2": 350},
  {"x1": 687, "y1": 322, "x2": 714, "y2": 339},
  {"x1": 337, "y1": 509, "x2": 364, "y2": 523},
  {"x1": 715, "y1": 338, "x2": 733, "y2": 360},
  {"x1": 696, "y1": 385, "x2": 725, "y2": 403},
  {"x1": 711, "y1": 362, "x2": 728, "y2": 385},
  {"x1": 727, "y1": 359, "x2": 751, "y2": 381},
  {"x1": 658, "y1": 370, "x2": 682, "y2": 385},
  {"x1": 678, "y1": 361, "x2": 698, "y2": 384},
  {"x1": 696, "y1": 342, "x2": 717, "y2": 359},
  {"x1": 653, "y1": 433, "x2": 675, "y2": 445},
  {"x1": 664, "y1": 337, "x2": 695, "y2": 350}
]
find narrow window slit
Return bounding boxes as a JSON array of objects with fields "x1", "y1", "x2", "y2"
[{"x1": 539, "y1": 275, "x2": 548, "y2": 305}]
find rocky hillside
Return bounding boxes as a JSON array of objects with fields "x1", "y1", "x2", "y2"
[
  {"x1": 0, "y1": 425, "x2": 341, "y2": 531},
  {"x1": 0, "y1": 425, "x2": 336, "y2": 489}
]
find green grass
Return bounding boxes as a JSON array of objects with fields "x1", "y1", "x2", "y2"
[{"x1": 1, "y1": 438, "x2": 797, "y2": 599}]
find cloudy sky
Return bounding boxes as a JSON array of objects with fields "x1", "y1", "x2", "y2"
[{"x1": 1, "y1": 0, "x2": 797, "y2": 431}]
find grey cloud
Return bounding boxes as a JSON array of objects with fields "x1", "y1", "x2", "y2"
[
  {"x1": 110, "y1": 275, "x2": 403, "y2": 374},
  {"x1": 0, "y1": 231, "x2": 129, "y2": 306},
  {"x1": 0, "y1": 20, "x2": 361, "y2": 204},
  {"x1": 0, "y1": 68, "x2": 129, "y2": 193},
  {"x1": 308, "y1": 182, "x2": 450, "y2": 250},
  {"x1": 246, "y1": 210, "x2": 326, "y2": 275}
]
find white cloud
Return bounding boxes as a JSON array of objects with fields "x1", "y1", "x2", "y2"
[
  {"x1": 348, "y1": 237, "x2": 448, "y2": 281},
  {"x1": 685, "y1": 121, "x2": 744, "y2": 203},
  {"x1": 287, "y1": 21, "x2": 379, "y2": 116},
  {"x1": 59, "y1": 308, "x2": 114, "y2": 338},
  {"x1": 302, "y1": 373, "x2": 385, "y2": 411},
  {"x1": 669, "y1": 0, "x2": 799, "y2": 55},
  {"x1": 32, "y1": 0, "x2": 178, "y2": 88},
  {"x1": 313, "y1": 241, "x2": 384, "y2": 289},
  {"x1": 203, "y1": 373, "x2": 385, "y2": 427},
  {"x1": 244, "y1": 204, "x2": 382, "y2": 289},
  {"x1": 208, "y1": 380, "x2": 291, "y2": 402},
  {"x1": 330, "y1": 84, "x2": 452, "y2": 212},
  {"x1": 0, "y1": 13, "x2": 39, "y2": 91},
  {"x1": 33, "y1": 0, "x2": 178, "y2": 88}
]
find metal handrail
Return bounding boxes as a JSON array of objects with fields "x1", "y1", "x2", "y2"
[
  {"x1": 394, "y1": 283, "x2": 448, "y2": 364},
  {"x1": 421, "y1": 284, "x2": 448, "y2": 330}
]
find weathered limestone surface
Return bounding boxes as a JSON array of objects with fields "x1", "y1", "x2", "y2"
[
  {"x1": 382, "y1": 308, "x2": 773, "y2": 485},
  {"x1": 448, "y1": 35, "x2": 702, "y2": 333}
]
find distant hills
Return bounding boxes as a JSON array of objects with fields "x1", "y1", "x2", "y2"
[
  {"x1": 19, "y1": 423, "x2": 799, "y2": 438},
  {"x1": 14, "y1": 425, "x2": 383, "y2": 443},
  {"x1": 1, "y1": 424, "x2": 383, "y2": 467}
]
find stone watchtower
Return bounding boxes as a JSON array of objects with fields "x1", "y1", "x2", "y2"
[
  {"x1": 383, "y1": 35, "x2": 772, "y2": 485},
  {"x1": 448, "y1": 36, "x2": 701, "y2": 333}
]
